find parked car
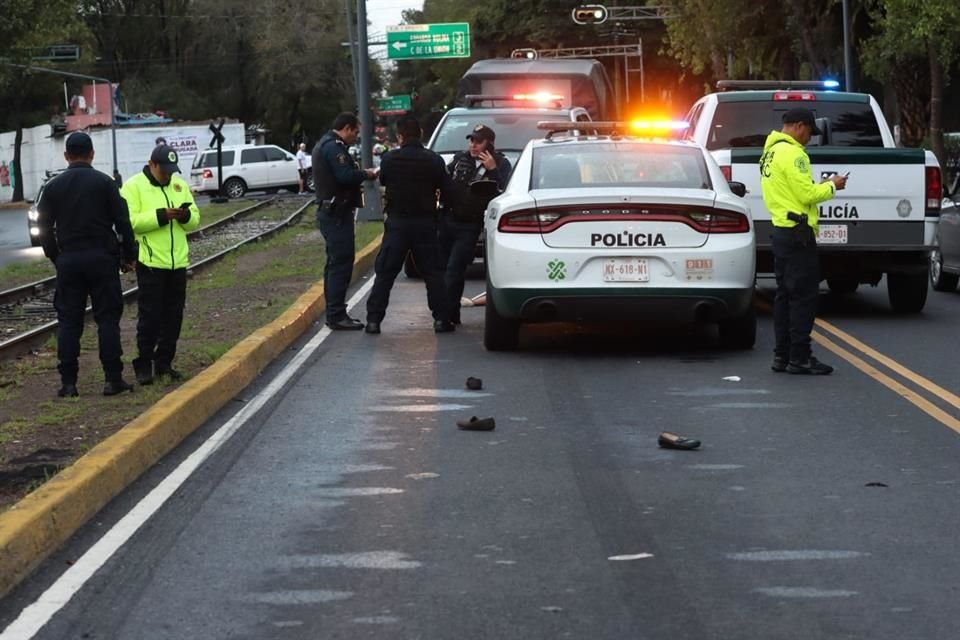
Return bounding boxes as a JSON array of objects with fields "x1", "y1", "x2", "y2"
[
  {"x1": 26, "y1": 168, "x2": 66, "y2": 247},
  {"x1": 931, "y1": 184, "x2": 960, "y2": 292},
  {"x1": 190, "y1": 144, "x2": 310, "y2": 198}
]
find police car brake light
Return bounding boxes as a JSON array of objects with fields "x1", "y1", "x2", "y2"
[
  {"x1": 687, "y1": 210, "x2": 750, "y2": 233},
  {"x1": 773, "y1": 92, "x2": 816, "y2": 101},
  {"x1": 498, "y1": 209, "x2": 557, "y2": 233},
  {"x1": 630, "y1": 120, "x2": 689, "y2": 131}
]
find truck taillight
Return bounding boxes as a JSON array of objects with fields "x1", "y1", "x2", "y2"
[
  {"x1": 925, "y1": 166, "x2": 941, "y2": 215},
  {"x1": 719, "y1": 165, "x2": 732, "y2": 181},
  {"x1": 202, "y1": 169, "x2": 213, "y2": 179}
]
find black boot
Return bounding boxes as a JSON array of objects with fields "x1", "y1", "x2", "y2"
[
  {"x1": 134, "y1": 360, "x2": 154, "y2": 386},
  {"x1": 103, "y1": 379, "x2": 134, "y2": 396}
]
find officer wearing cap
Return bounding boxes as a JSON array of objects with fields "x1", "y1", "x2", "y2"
[
  {"x1": 440, "y1": 124, "x2": 511, "y2": 323},
  {"x1": 312, "y1": 112, "x2": 378, "y2": 330},
  {"x1": 120, "y1": 144, "x2": 200, "y2": 385},
  {"x1": 364, "y1": 115, "x2": 455, "y2": 334},
  {"x1": 36, "y1": 132, "x2": 138, "y2": 397},
  {"x1": 760, "y1": 108, "x2": 847, "y2": 375}
]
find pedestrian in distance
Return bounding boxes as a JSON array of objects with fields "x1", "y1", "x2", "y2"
[
  {"x1": 36, "y1": 132, "x2": 138, "y2": 397},
  {"x1": 120, "y1": 145, "x2": 201, "y2": 385},
  {"x1": 759, "y1": 108, "x2": 847, "y2": 375},
  {"x1": 365, "y1": 115, "x2": 456, "y2": 335},
  {"x1": 295, "y1": 142, "x2": 311, "y2": 194},
  {"x1": 312, "y1": 112, "x2": 378, "y2": 330},
  {"x1": 440, "y1": 124, "x2": 512, "y2": 323}
]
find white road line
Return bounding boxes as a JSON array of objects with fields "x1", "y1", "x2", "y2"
[{"x1": 1, "y1": 278, "x2": 376, "y2": 640}]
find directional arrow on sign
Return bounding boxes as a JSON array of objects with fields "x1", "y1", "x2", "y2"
[{"x1": 392, "y1": 41, "x2": 407, "y2": 51}]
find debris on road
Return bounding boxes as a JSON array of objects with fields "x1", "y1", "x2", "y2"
[
  {"x1": 658, "y1": 432, "x2": 701, "y2": 450},
  {"x1": 457, "y1": 416, "x2": 496, "y2": 431}
]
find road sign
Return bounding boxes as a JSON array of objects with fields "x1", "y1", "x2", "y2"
[
  {"x1": 376, "y1": 95, "x2": 413, "y2": 115},
  {"x1": 386, "y1": 23, "x2": 470, "y2": 60}
]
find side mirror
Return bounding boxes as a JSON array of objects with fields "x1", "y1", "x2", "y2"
[{"x1": 728, "y1": 181, "x2": 747, "y2": 198}]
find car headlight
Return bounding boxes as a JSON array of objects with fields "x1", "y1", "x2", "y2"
[{"x1": 28, "y1": 208, "x2": 39, "y2": 221}]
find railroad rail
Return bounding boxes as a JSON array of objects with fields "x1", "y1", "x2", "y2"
[{"x1": 0, "y1": 197, "x2": 314, "y2": 360}]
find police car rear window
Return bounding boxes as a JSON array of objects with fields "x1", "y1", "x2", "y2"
[
  {"x1": 195, "y1": 151, "x2": 235, "y2": 168},
  {"x1": 532, "y1": 143, "x2": 710, "y2": 190},
  {"x1": 707, "y1": 102, "x2": 883, "y2": 149}
]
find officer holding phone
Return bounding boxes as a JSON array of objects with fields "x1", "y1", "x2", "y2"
[
  {"x1": 760, "y1": 108, "x2": 847, "y2": 375},
  {"x1": 120, "y1": 145, "x2": 201, "y2": 385}
]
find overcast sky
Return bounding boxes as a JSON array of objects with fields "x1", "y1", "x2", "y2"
[{"x1": 366, "y1": 0, "x2": 424, "y2": 60}]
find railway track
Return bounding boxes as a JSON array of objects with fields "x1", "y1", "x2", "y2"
[{"x1": 0, "y1": 197, "x2": 314, "y2": 360}]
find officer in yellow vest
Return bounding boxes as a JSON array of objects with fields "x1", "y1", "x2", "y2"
[{"x1": 760, "y1": 108, "x2": 847, "y2": 375}]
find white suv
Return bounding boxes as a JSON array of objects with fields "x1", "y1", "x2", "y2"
[{"x1": 190, "y1": 144, "x2": 309, "y2": 198}]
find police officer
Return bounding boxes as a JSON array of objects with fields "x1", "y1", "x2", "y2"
[
  {"x1": 440, "y1": 124, "x2": 512, "y2": 323},
  {"x1": 312, "y1": 112, "x2": 378, "y2": 330},
  {"x1": 36, "y1": 132, "x2": 138, "y2": 397},
  {"x1": 121, "y1": 144, "x2": 200, "y2": 384},
  {"x1": 364, "y1": 115, "x2": 454, "y2": 334},
  {"x1": 760, "y1": 108, "x2": 847, "y2": 375}
]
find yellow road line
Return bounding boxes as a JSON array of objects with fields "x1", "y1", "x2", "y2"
[
  {"x1": 813, "y1": 331, "x2": 960, "y2": 434},
  {"x1": 815, "y1": 318, "x2": 960, "y2": 411}
]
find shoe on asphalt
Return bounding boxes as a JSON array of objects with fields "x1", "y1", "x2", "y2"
[
  {"x1": 156, "y1": 367, "x2": 184, "y2": 381},
  {"x1": 365, "y1": 321, "x2": 381, "y2": 334},
  {"x1": 786, "y1": 357, "x2": 834, "y2": 375},
  {"x1": 135, "y1": 362, "x2": 154, "y2": 386},
  {"x1": 457, "y1": 416, "x2": 496, "y2": 431},
  {"x1": 771, "y1": 356, "x2": 788, "y2": 373},
  {"x1": 103, "y1": 379, "x2": 134, "y2": 396},
  {"x1": 58, "y1": 383, "x2": 79, "y2": 398},
  {"x1": 465, "y1": 376, "x2": 483, "y2": 391},
  {"x1": 658, "y1": 432, "x2": 701, "y2": 450},
  {"x1": 326, "y1": 317, "x2": 364, "y2": 331},
  {"x1": 434, "y1": 320, "x2": 456, "y2": 333}
]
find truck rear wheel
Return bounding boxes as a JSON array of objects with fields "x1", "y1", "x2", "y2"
[
  {"x1": 887, "y1": 272, "x2": 928, "y2": 313},
  {"x1": 827, "y1": 277, "x2": 859, "y2": 294}
]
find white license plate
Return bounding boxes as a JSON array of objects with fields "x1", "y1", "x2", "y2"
[
  {"x1": 603, "y1": 258, "x2": 649, "y2": 282},
  {"x1": 817, "y1": 224, "x2": 848, "y2": 245}
]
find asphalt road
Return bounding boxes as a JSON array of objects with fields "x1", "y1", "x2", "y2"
[{"x1": 1, "y1": 272, "x2": 959, "y2": 639}]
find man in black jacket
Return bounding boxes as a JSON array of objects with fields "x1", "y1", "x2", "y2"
[
  {"x1": 364, "y1": 116, "x2": 454, "y2": 334},
  {"x1": 440, "y1": 124, "x2": 512, "y2": 323},
  {"x1": 312, "y1": 112, "x2": 378, "y2": 330},
  {"x1": 37, "y1": 132, "x2": 138, "y2": 397}
]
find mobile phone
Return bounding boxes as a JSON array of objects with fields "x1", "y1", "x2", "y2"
[
  {"x1": 179, "y1": 202, "x2": 191, "y2": 209},
  {"x1": 842, "y1": 172, "x2": 850, "y2": 178}
]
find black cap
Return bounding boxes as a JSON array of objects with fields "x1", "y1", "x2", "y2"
[
  {"x1": 65, "y1": 132, "x2": 93, "y2": 155},
  {"x1": 150, "y1": 144, "x2": 181, "y2": 173},
  {"x1": 466, "y1": 124, "x2": 496, "y2": 143},
  {"x1": 782, "y1": 108, "x2": 822, "y2": 135}
]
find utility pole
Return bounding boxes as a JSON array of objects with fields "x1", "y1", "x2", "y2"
[
  {"x1": 344, "y1": 0, "x2": 360, "y2": 92},
  {"x1": 842, "y1": 0, "x2": 854, "y2": 91},
  {"x1": 355, "y1": 0, "x2": 381, "y2": 221}
]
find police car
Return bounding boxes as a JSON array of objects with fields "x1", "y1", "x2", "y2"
[{"x1": 483, "y1": 121, "x2": 757, "y2": 351}]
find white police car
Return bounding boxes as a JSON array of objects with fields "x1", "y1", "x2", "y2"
[{"x1": 483, "y1": 121, "x2": 757, "y2": 351}]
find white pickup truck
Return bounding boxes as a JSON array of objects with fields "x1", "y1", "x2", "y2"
[{"x1": 684, "y1": 80, "x2": 943, "y2": 312}]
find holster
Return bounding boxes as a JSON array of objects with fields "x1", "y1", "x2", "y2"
[{"x1": 786, "y1": 211, "x2": 815, "y2": 246}]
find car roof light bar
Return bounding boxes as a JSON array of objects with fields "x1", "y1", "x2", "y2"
[
  {"x1": 716, "y1": 80, "x2": 842, "y2": 91},
  {"x1": 465, "y1": 94, "x2": 564, "y2": 108},
  {"x1": 537, "y1": 121, "x2": 689, "y2": 139}
]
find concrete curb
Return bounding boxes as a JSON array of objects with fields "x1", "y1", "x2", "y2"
[{"x1": 0, "y1": 233, "x2": 383, "y2": 598}]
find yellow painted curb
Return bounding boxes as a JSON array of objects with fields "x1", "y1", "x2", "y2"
[{"x1": 0, "y1": 233, "x2": 383, "y2": 598}]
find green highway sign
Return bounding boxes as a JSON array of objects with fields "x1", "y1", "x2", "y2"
[
  {"x1": 376, "y1": 95, "x2": 413, "y2": 115},
  {"x1": 386, "y1": 23, "x2": 471, "y2": 60}
]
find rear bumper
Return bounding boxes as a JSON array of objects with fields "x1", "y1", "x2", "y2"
[{"x1": 491, "y1": 286, "x2": 755, "y2": 323}]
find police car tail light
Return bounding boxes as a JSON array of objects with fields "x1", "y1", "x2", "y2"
[
  {"x1": 687, "y1": 210, "x2": 750, "y2": 233},
  {"x1": 512, "y1": 92, "x2": 565, "y2": 104},
  {"x1": 925, "y1": 166, "x2": 942, "y2": 215},
  {"x1": 498, "y1": 209, "x2": 562, "y2": 233},
  {"x1": 719, "y1": 165, "x2": 732, "y2": 181},
  {"x1": 773, "y1": 92, "x2": 816, "y2": 101},
  {"x1": 202, "y1": 169, "x2": 213, "y2": 179}
]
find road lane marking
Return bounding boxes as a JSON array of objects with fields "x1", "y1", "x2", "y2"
[
  {"x1": 814, "y1": 331, "x2": 960, "y2": 434},
  {"x1": 727, "y1": 550, "x2": 868, "y2": 561},
  {"x1": 0, "y1": 278, "x2": 377, "y2": 640},
  {"x1": 814, "y1": 318, "x2": 960, "y2": 411}
]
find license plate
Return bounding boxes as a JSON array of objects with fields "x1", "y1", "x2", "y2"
[
  {"x1": 603, "y1": 258, "x2": 649, "y2": 282},
  {"x1": 817, "y1": 224, "x2": 848, "y2": 245}
]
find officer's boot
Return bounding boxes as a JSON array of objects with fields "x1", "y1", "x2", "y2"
[{"x1": 134, "y1": 359, "x2": 154, "y2": 386}]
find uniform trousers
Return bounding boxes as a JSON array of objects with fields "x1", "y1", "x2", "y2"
[
  {"x1": 366, "y1": 216, "x2": 450, "y2": 323},
  {"x1": 54, "y1": 249, "x2": 125, "y2": 383},
  {"x1": 134, "y1": 263, "x2": 187, "y2": 372},
  {"x1": 439, "y1": 217, "x2": 482, "y2": 322},
  {"x1": 317, "y1": 208, "x2": 356, "y2": 322},
  {"x1": 771, "y1": 226, "x2": 820, "y2": 362}
]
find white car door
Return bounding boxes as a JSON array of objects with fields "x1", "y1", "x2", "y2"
[
  {"x1": 239, "y1": 148, "x2": 270, "y2": 189},
  {"x1": 264, "y1": 146, "x2": 296, "y2": 188}
]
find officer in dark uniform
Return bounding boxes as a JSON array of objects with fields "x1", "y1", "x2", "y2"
[
  {"x1": 312, "y1": 112, "x2": 378, "y2": 330},
  {"x1": 440, "y1": 124, "x2": 512, "y2": 323},
  {"x1": 36, "y1": 132, "x2": 138, "y2": 397},
  {"x1": 364, "y1": 116, "x2": 454, "y2": 335}
]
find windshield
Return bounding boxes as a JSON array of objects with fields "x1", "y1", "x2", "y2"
[
  {"x1": 531, "y1": 143, "x2": 711, "y2": 190},
  {"x1": 431, "y1": 113, "x2": 562, "y2": 153},
  {"x1": 707, "y1": 101, "x2": 884, "y2": 149}
]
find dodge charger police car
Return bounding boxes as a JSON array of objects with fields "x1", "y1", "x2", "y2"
[{"x1": 483, "y1": 121, "x2": 757, "y2": 351}]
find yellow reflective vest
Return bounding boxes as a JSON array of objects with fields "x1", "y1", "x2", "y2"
[
  {"x1": 120, "y1": 168, "x2": 200, "y2": 269},
  {"x1": 759, "y1": 130, "x2": 835, "y2": 234}
]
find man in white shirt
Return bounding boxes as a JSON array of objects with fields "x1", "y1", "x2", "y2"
[{"x1": 295, "y1": 142, "x2": 312, "y2": 194}]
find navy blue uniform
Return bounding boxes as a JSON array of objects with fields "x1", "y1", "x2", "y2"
[
  {"x1": 36, "y1": 162, "x2": 137, "y2": 386},
  {"x1": 366, "y1": 141, "x2": 452, "y2": 325},
  {"x1": 312, "y1": 131, "x2": 367, "y2": 323},
  {"x1": 440, "y1": 150, "x2": 512, "y2": 321}
]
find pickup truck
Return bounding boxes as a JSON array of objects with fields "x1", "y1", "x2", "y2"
[{"x1": 683, "y1": 80, "x2": 942, "y2": 312}]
